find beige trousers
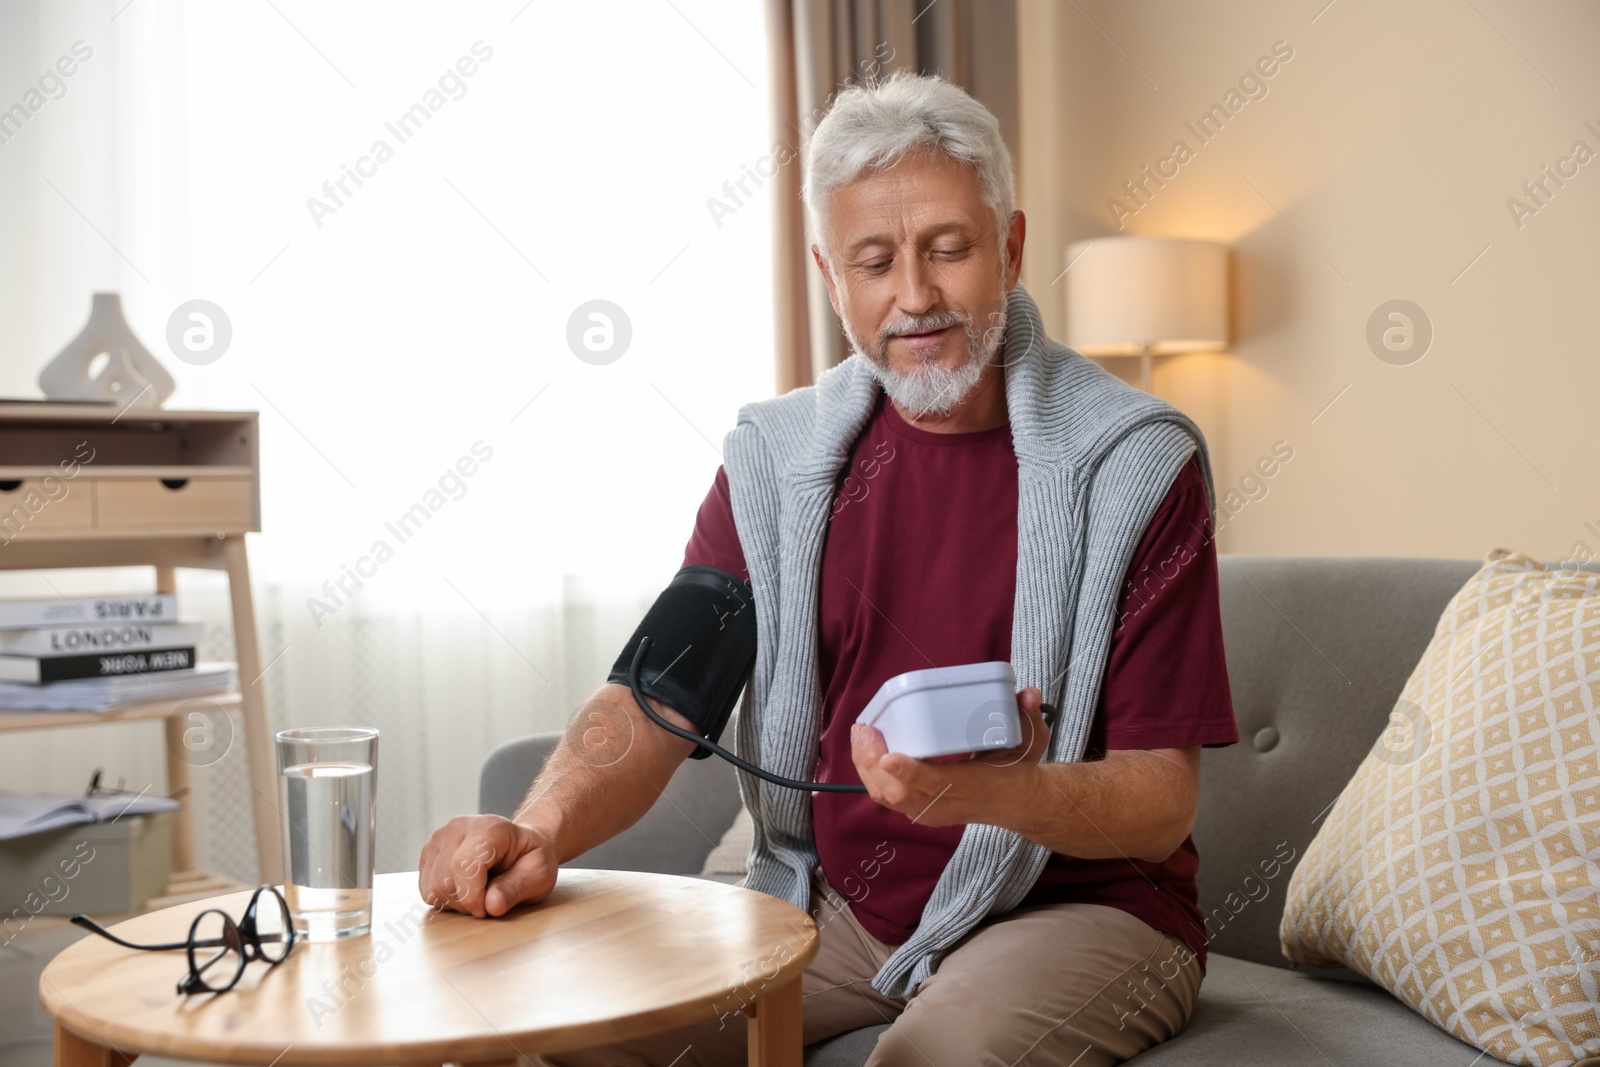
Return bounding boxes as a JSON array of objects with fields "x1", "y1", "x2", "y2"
[{"x1": 536, "y1": 869, "x2": 1203, "y2": 1067}]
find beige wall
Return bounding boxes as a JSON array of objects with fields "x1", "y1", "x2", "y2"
[{"x1": 1016, "y1": 0, "x2": 1600, "y2": 562}]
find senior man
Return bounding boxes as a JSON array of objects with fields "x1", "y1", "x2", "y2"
[{"x1": 419, "y1": 70, "x2": 1238, "y2": 1066}]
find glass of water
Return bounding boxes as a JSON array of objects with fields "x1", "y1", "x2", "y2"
[{"x1": 275, "y1": 726, "x2": 378, "y2": 941}]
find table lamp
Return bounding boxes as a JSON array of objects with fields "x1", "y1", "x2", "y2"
[{"x1": 1063, "y1": 236, "x2": 1229, "y2": 393}]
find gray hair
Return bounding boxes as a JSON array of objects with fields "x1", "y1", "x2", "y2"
[{"x1": 802, "y1": 70, "x2": 1015, "y2": 264}]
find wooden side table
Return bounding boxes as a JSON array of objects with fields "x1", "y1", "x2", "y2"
[
  {"x1": 39, "y1": 870, "x2": 819, "y2": 1067},
  {"x1": 0, "y1": 403, "x2": 281, "y2": 892}
]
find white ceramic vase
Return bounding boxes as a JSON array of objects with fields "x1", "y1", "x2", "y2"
[{"x1": 38, "y1": 293, "x2": 175, "y2": 408}]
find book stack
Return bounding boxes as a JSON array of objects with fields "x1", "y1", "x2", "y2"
[{"x1": 0, "y1": 594, "x2": 236, "y2": 713}]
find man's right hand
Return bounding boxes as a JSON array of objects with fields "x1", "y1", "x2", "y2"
[{"x1": 417, "y1": 814, "x2": 558, "y2": 918}]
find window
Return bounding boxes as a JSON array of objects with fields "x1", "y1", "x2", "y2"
[{"x1": 0, "y1": 0, "x2": 776, "y2": 878}]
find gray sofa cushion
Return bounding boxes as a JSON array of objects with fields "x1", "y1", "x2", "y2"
[
  {"x1": 804, "y1": 1024, "x2": 889, "y2": 1066},
  {"x1": 1200, "y1": 554, "x2": 1597, "y2": 971},
  {"x1": 801, "y1": 955, "x2": 1485, "y2": 1066},
  {"x1": 1122, "y1": 954, "x2": 1484, "y2": 1066},
  {"x1": 1195, "y1": 556, "x2": 1481, "y2": 968}
]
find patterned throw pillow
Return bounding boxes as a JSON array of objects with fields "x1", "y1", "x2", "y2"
[{"x1": 1280, "y1": 549, "x2": 1599, "y2": 1067}]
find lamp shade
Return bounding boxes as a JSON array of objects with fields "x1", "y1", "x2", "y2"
[{"x1": 1064, "y1": 236, "x2": 1229, "y2": 356}]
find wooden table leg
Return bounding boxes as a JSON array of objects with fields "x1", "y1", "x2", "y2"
[
  {"x1": 746, "y1": 977, "x2": 803, "y2": 1067},
  {"x1": 54, "y1": 1024, "x2": 135, "y2": 1067},
  {"x1": 158, "y1": 559, "x2": 196, "y2": 875},
  {"x1": 222, "y1": 534, "x2": 283, "y2": 886}
]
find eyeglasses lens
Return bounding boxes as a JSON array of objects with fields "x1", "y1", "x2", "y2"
[
  {"x1": 253, "y1": 890, "x2": 293, "y2": 963},
  {"x1": 188, "y1": 909, "x2": 246, "y2": 992}
]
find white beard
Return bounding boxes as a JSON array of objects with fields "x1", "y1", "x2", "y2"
[{"x1": 843, "y1": 294, "x2": 1008, "y2": 420}]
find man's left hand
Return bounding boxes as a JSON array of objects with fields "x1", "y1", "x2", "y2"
[{"x1": 850, "y1": 686, "x2": 1052, "y2": 827}]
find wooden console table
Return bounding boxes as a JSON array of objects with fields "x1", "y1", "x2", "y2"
[{"x1": 0, "y1": 402, "x2": 282, "y2": 897}]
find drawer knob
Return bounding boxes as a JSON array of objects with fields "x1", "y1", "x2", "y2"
[
  {"x1": 0, "y1": 480, "x2": 20, "y2": 492},
  {"x1": 161, "y1": 478, "x2": 189, "y2": 490}
]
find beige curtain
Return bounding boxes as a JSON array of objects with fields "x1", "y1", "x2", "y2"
[{"x1": 765, "y1": 0, "x2": 1020, "y2": 393}]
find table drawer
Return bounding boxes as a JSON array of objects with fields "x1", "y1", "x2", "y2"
[
  {"x1": 0, "y1": 478, "x2": 95, "y2": 538},
  {"x1": 94, "y1": 477, "x2": 254, "y2": 530}
]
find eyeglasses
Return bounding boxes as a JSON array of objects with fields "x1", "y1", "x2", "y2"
[{"x1": 70, "y1": 884, "x2": 297, "y2": 995}]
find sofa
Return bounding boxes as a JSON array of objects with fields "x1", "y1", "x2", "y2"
[{"x1": 481, "y1": 555, "x2": 1565, "y2": 1066}]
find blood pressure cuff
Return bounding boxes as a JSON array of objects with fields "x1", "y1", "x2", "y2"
[{"x1": 606, "y1": 565, "x2": 757, "y2": 759}]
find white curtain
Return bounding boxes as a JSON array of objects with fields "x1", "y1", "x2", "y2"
[{"x1": 0, "y1": 0, "x2": 776, "y2": 882}]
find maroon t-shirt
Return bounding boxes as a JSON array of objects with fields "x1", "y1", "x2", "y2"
[{"x1": 680, "y1": 386, "x2": 1238, "y2": 970}]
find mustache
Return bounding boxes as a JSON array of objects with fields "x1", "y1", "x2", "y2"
[{"x1": 880, "y1": 310, "x2": 970, "y2": 342}]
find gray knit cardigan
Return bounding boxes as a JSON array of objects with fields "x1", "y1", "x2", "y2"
[{"x1": 720, "y1": 282, "x2": 1217, "y2": 997}]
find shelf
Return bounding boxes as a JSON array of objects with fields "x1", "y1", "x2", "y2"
[
  {"x1": 0, "y1": 404, "x2": 253, "y2": 425},
  {"x1": 0, "y1": 691, "x2": 241, "y2": 733},
  {"x1": 0, "y1": 465, "x2": 255, "y2": 480},
  {"x1": 0, "y1": 526, "x2": 252, "y2": 542}
]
